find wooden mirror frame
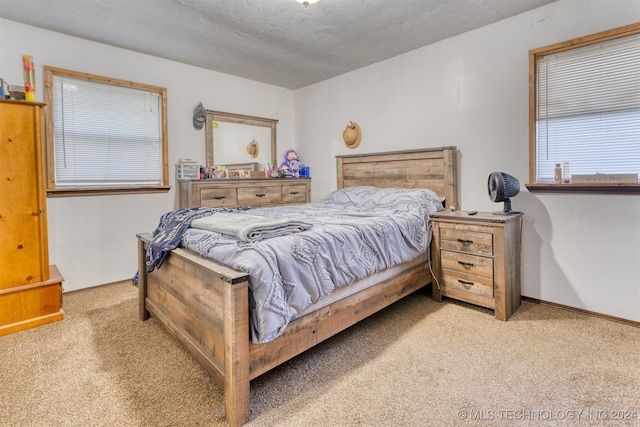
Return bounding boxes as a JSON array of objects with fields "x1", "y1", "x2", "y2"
[{"x1": 205, "y1": 110, "x2": 278, "y2": 168}]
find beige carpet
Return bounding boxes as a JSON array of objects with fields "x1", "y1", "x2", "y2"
[{"x1": 1, "y1": 281, "x2": 638, "y2": 427}]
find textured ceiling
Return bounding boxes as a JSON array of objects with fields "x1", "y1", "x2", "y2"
[{"x1": 0, "y1": 0, "x2": 556, "y2": 89}]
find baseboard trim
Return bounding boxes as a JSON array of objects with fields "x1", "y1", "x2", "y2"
[
  {"x1": 522, "y1": 296, "x2": 639, "y2": 328},
  {"x1": 63, "y1": 279, "x2": 134, "y2": 295}
]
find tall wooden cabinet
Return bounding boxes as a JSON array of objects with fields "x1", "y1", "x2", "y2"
[{"x1": 0, "y1": 100, "x2": 64, "y2": 336}]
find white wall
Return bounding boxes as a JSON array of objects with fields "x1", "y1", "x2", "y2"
[
  {"x1": 295, "y1": 0, "x2": 640, "y2": 322},
  {"x1": 0, "y1": 19, "x2": 295, "y2": 291}
]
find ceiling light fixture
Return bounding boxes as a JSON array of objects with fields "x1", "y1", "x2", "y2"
[{"x1": 296, "y1": 0, "x2": 319, "y2": 7}]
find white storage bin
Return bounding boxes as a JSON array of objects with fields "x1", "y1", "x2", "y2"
[{"x1": 176, "y1": 163, "x2": 200, "y2": 180}]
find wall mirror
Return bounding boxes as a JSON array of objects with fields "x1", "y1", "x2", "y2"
[{"x1": 205, "y1": 110, "x2": 277, "y2": 169}]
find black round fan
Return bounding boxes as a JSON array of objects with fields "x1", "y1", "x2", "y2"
[{"x1": 488, "y1": 172, "x2": 521, "y2": 215}]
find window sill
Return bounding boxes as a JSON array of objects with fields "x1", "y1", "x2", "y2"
[
  {"x1": 526, "y1": 183, "x2": 640, "y2": 195},
  {"x1": 46, "y1": 185, "x2": 171, "y2": 197}
]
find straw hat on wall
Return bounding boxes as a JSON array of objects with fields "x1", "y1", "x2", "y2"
[
  {"x1": 343, "y1": 121, "x2": 361, "y2": 149},
  {"x1": 246, "y1": 139, "x2": 259, "y2": 158}
]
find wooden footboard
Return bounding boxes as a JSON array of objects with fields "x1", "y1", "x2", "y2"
[{"x1": 138, "y1": 235, "x2": 251, "y2": 426}]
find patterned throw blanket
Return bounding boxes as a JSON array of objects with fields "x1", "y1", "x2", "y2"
[
  {"x1": 145, "y1": 206, "x2": 310, "y2": 271},
  {"x1": 145, "y1": 207, "x2": 246, "y2": 272}
]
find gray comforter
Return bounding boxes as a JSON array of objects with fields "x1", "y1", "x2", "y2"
[{"x1": 180, "y1": 186, "x2": 444, "y2": 343}]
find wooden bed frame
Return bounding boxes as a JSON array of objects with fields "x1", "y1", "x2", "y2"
[{"x1": 137, "y1": 147, "x2": 458, "y2": 426}]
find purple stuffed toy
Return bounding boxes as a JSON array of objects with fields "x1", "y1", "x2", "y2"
[{"x1": 279, "y1": 150, "x2": 304, "y2": 177}]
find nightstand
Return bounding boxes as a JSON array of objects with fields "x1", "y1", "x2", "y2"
[{"x1": 429, "y1": 210, "x2": 523, "y2": 320}]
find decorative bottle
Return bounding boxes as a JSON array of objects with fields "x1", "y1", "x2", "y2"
[
  {"x1": 22, "y1": 55, "x2": 36, "y2": 101},
  {"x1": 563, "y1": 162, "x2": 571, "y2": 183},
  {"x1": 554, "y1": 164, "x2": 562, "y2": 183}
]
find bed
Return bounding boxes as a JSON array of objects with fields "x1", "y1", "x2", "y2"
[{"x1": 137, "y1": 147, "x2": 458, "y2": 426}]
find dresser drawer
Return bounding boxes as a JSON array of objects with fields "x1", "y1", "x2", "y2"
[
  {"x1": 282, "y1": 183, "x2": 307, "y2": 204},
  {"x1": 179, "y1": 178, "x2": 311, "y2": 209},
  {"x1": 200, "y1": 187, "x2": 237, "y2": 207},
  {"x1": 441, "y1": 250, "x2": 493, "y2": 279},
  {"x1": 441, "y1": 270, "x2": 494, "y2": 299},
  {"x1": 237, "y1": 185, "x2": 281, "y2": 206},
  {"x1": 440, "y1": 228, "x2": 493, "y2": 256}
]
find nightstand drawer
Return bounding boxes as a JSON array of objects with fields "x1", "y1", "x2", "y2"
[
  {"x1": 282, "y1": 184, "x2": 307, "y2": 204},
  {"x1": 441, "y1": 270, "x2": 494, "y2": 299},
  {"x1": 441, "y1": 250, "x2": 493, "y2": 279},
  {"x1": 440, "y1": 228, "x2": 493, "y2": 256},
  {"x1": 238, "y1": 185, "x2": 281, "y2": 206},
  {"x1": 200, "y1": 188, "x2": 237, "y2": 207}
]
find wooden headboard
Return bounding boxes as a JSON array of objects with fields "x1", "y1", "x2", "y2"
[{"x1": 336, "y1": 147, "x2": 458, "y2": 209}]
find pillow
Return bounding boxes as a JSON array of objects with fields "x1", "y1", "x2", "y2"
[{"x1": 319, "y1": 186, "x2": 442, "y2": 211}]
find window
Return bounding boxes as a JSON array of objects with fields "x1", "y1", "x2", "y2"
[
  {"x1": 44, "y1": 67, "x2": 169, "y2": 196},
  {"x1": 527, "y1": 23, "x2": 640, "y2": 194}
]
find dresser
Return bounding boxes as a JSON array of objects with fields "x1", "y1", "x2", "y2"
[
  {"x1": 177, "y1": 178, "x2": 311, "y2": 209},
  {"x1": 429, "y1": 210, "x2": 523, "y2": 320},
  {"x1": 0, "y1": 100, "x2": 64, "y2": 336}
]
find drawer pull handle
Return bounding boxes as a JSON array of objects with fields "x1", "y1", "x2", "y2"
[
  {"x1": 458, "y1": 279, "x2": 475, "y2": 286},
  {"x1": 290, "y1": 191, "x2": 299, "y2": 195},
  {"x1": 457, "y1": 261, "x2": 475, "y2": 267},
  {"x1": 457, "y1": 238, "x2": 473, "y2": 244},
  {"x1": 212, "y1": 196, "x2": 225, "y2": 200},
  {"x1": 256, "y1": 193, "x2": 266, "y2": 197}
]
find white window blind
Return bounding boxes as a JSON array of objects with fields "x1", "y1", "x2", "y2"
[
  {"x1": 51, "y1": 75, "x2": 163, "y2": 187},
  {"x1": 535, "y1": 32, "x2": 640, "y2": 182}
]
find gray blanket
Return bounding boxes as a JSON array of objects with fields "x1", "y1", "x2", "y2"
[
  {"x1": 181, "y1": 186, "x2": 444, "y2": 343},
  {"x1": 190, "y1": 212, "x2": 312, "y2": 241}
]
